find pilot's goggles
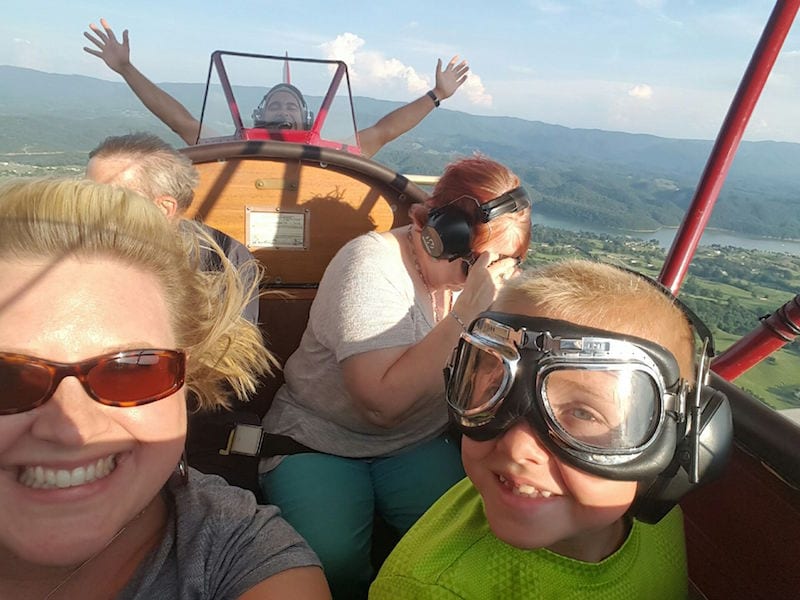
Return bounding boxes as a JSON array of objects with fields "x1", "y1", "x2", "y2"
[
  {"x1": 445, "y1": 312, "x2": 689, "y2": 477},
  {"x1": 0, "y1": 349, "x2": 186, "y2": 415}
]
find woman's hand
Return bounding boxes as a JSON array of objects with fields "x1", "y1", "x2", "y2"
[
  {"x1": 453, "y1": 253, "x2": 520, "y2": 322},
  {"x1": 433, "y1": 56, "x2": 469, "y2": 101}
]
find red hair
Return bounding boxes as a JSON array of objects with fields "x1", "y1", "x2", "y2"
[{"x1": 410, "y1": 154, "x2": 531, "y2": 258}]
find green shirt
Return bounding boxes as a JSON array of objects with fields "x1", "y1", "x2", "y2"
[{"x1": 370, "y1": 478, "x2": 687, "y2": 600}]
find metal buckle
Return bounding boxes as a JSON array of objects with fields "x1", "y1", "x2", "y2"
[{"x1": 219, "y1": 423, "x2": 264, "y2": 457}]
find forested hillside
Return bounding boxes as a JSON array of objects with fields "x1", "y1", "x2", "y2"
[{"x1": 3, "y1": 65, "x2": 800, "y2": 239}]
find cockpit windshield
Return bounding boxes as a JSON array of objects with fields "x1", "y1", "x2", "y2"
[{"x1": 196, "y1": 51, "x2": 361, "y2": 154}]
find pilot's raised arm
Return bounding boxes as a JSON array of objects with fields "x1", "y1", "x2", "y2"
[
  {"x1": 83, "y1": 18, "x2": 201, "y2": 145},
  {"x1": 357, "y1": 56, "x2": 469, "y2": 158},
  {"x1": 84, "y1": 19, "x2": 468, "y2": 157}
]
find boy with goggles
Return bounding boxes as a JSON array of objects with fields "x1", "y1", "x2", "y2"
[{"x1": 371, "y1": 260, "x2": 732, "y2": 599}]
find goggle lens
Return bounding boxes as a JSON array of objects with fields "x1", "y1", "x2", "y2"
[
  {"x1": 0, "y1": 350, "x2": 186, "y2": 415},
  {"x1": 447, "y1": 337, "x2": 510, "y2": 424},
  {"x1": 541, "y1": 368, "x2": 660, "y2": 450},
  {"x1": 446, "y1": 328, "x2": 665, "y2": 453}
]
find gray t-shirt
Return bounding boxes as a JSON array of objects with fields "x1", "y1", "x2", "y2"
[
  {"x1": 118, "y1": 469, "x2": 321, "y2": 600},
  {"x1": 260, "y1": 232, "x2": 449, "y2": 463}
]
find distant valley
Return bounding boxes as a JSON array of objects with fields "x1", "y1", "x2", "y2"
[{"x1": 2, "y1": 65, "x2": 800, "y2": 240}]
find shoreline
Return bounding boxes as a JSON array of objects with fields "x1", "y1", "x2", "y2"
[
  {"x1": 611, "y1": 224, "x2": 800, "y2": 245},
  {"x1": 533, "y1": 213, "x2": 800, "y2": 245}
]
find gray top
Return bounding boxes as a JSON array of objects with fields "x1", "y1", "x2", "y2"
[
  {"x1": 118, "y1": 469, "x2": 321, "y2": 600},
  {"x1": 260, "y1": 232, "x2": 449, "y2": 464}
]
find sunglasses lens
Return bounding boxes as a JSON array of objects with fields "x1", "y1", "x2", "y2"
[
  {"x1": 0, "y1": 356, "x2": 52, "y2": 414},
  {"x1": 88, "y1": 351, "x2": 184, "y2": 406},
  {"x1": 541, "y1": 368, "x2": 660, "y2": 450}
]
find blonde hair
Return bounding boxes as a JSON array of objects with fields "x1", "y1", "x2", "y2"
[
  {"x1": 0, "y1": 177, "x2": 277, "y2": 410},
  {"x1": 496, "y1": 260, "x2": 696, "y2": 379}
]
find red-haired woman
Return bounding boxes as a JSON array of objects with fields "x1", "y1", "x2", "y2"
[{"x1": 259, "y1": 154, "x2": 532, "y2": 599}]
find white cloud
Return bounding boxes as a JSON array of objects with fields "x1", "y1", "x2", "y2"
[
  {"x1": 461, "y1": 73, "x2": 492, "y2": 107},
  {"x1": 509, "y1": 65, "x2": 536, "y2": 76},
  {"x1": 319, "y1": 33, "x2": 364, "y2": 68},
  {"x1": 6, "y1": 36, "x2": 47, "y2": 71},
  {"x1": 485, "y1": 77, "x2": 737, "y2": 141},
  {"x1": 628, "y1": 84, "x2": 654, "y2": 99},
  {"x1": 319, "y1": 32, "x2": 491, "y2": 107},
  {"x1": 530, "y1": 1, "x2": 568, "y2": 15}
]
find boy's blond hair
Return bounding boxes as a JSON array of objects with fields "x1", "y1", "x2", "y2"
[{"x1": 496, "y1": 260, "x2": 696, "y2": 379}]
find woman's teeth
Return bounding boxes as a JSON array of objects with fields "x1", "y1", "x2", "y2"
[{"x1": 18, "y1": 455, "x2": 117, "y2": 489}]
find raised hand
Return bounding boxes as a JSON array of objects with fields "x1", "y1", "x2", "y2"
[
  {"x1": 83, "y1": 18, "x2": 131, "y2": 74},
  {"x1": 453, "y1": 253, "x2": 520, "y2": 322},
  {"x1": 433, "y1": 56, "x2": 469, "y2": 100}
]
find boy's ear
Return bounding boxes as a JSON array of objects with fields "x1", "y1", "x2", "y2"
[{"x1": 153, "y1": 195, "x2": 180, "y2": 220}]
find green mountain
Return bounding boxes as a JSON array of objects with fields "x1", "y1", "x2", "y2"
[{"x1": 2, "y1": 65, "x2": 799, "y2": 239}]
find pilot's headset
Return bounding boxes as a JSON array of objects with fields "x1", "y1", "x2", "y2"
[
  {"x1": 252, "y1": 83, "x2": 314, "y2": 130},
  {"x1": 420, "y1": 187, "x2": 531, "y2": 261},
  {"x1": 627, "y1": 280, "x2": 734, "y2": 524}
]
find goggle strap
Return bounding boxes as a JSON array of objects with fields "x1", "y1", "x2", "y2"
[{"x1": 688, "y1": 340, "x2": 711, "y2": 483}]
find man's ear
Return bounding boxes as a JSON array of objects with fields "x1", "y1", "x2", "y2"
[{"x1": 153, "y1": 195, "x2": 180, "y2": 220}]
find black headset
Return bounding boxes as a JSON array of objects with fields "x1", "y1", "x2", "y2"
[
  {"x1": 624, "y1": 271, "x2": 734, "y2": 524},
  {"x1": 252, "y1": 83, "x2": 314, "y2": 130},
  {"x1": 420, "y1": 186, "x2": 531, "y2": 261}
]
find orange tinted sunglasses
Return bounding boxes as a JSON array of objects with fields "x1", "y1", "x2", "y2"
[{"x1": 0, "y1": 349, "x2": 186, "y2": 415}]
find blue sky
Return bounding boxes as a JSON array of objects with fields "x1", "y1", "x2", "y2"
[{"x1": 3, "y1": 1, "x2": 800, "y2": 142}]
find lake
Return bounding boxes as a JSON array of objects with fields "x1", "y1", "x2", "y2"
[{"x1": 534, "y1": 213, "x2": 800, "y2": 257}]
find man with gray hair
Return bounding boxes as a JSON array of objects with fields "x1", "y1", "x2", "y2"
[
  {"x1": 87, "y1": 132, "x2": 261, "y2": 492},
  {"x1": 87, "y1": 132, "x2": 259, "y2": 323}
]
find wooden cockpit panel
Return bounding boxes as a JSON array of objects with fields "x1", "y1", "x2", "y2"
[
  {"x1": 180, "y1": 141, "x2": 429, "y2": 417},
  {"x1": 182, "y1": 141, "x2": 427, "y2": 285}
]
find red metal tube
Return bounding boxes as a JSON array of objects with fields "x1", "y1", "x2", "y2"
[
  {"x1": 659, "y1": 0, "x2": 800, "y2": 294},
  {"x1": 712, "y1": 295, "x2": 800, "y2": 380}
]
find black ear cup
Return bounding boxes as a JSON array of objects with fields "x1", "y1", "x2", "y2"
[
  {"x1": 420, "y1": 206, "x2": 474, "y2": 260},
  {"x1": 631, "y1": 386, "x2": 733, "y2": 524},
  {"x1": 420, "y1": 186, "x2": 530, "y2": 261}
]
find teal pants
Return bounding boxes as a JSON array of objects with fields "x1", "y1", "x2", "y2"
[{"x1": 260, "y1": 434, "x2": 465, "y2": 600}]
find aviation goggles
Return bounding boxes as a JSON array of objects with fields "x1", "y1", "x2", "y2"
[
  {"x1": 445, "y1": 312, "x2": 691, "y2": 479},
  {"x1": 0, "y1": 349, "x2": 186, "y2": 415}
]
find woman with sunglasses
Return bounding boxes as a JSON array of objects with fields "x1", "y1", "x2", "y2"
[
  {"x1": 0, "y1": 178, "x2": 330, "y2": 599},
  {"x1": 258, "y1": 154, "x2": 532, "y2": 599}
]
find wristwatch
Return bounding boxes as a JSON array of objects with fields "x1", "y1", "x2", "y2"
[{"x1": 426, "y1": 90, "x2": 440, "y2": 108}]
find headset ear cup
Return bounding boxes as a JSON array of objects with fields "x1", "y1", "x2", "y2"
[
  {"x1": 631, "y1": 387, "x2": 733, "y2": 524},
  {"x1": 421, "y1": 206, "x2": 474, "y2": 260},
  {"x1": 252, "y1": 97, "x2": 266, "y2": 126}
]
